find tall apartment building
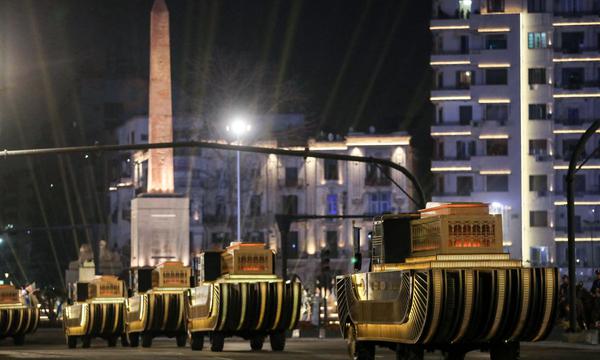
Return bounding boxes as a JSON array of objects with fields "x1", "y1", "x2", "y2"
[
  {"x1": 430, "y1": 0, "x2": 600, "y2": 275},
  {"x1": 107, "y1": 115, "x2": 414, "y2": 286}
]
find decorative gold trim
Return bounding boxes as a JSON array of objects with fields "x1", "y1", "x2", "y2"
[
  {"x1": 423, "y1": 269, "x2": 443, "y2": 343},
  {"x1": 289, "y1": 282, "x2": 300, "y2": 330},
  {"x1": 272, "y1": 282, "x2": 284, "y2": 330},
  {"x1": 511, "y1": 270, "x2": 530, "y2": 341},
  {"x1": 236, "y1": 283, "x2": 247, "y2": 331},
  {"x1": 218, "y1": 284, "x2": 229, "y2": 331},
  {"x1": 533, "y1": 269, "x2": 555, "y2": 341},
  {"x1": 485, "y1": 270, "x2": 505, "y2": 341},
  {"x1": 452, "y1": 270, "x2": 473, "y2": 343},
  {"x1": 256, "y1": 282, "x2": 267, "y2": 330}
]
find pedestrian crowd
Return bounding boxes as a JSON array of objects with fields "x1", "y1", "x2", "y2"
[{"x1": 558, "y1": 270, "x2": 600, "y2": 330}]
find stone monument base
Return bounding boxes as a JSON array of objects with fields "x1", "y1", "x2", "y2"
[{"x1": 131, "y1": 194, "x2": 189, "y2": 268}]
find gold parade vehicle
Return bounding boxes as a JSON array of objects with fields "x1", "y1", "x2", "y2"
[
  {"x1": 63, "y1": 275, "x2": 127, "y2": 348},
  {"x1": 125, "y1": 261, "x2": 191, "y2": 348},
  {"x1": 0, "y1": 284, "x2": 39, "y2": 345},
  {"x1": 187, "y1": 242, "x2": 302, "y2": 352},
  {"x1": 336, "y1": 203, "x2": 558, "y2": 360}
]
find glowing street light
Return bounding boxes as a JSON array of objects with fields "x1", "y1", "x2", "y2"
[{"x1": 226, "y1": 115, "x2": 251, "y2": 242}]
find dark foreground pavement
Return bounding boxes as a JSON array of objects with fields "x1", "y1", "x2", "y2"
[{"x1": 0, "y1": 328, "x2": 599, "y2": 359}]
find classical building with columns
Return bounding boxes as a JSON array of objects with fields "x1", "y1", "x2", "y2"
[{"x1": 107, "y1": 115, "x2": 415, "y2": 287}]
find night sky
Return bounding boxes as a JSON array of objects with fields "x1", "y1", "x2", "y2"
[{"x1": 0, "y1": 0, "x2": 433, "y2": 286}]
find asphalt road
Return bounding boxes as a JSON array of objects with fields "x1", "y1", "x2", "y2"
[{"x1": 0, "y1": 329, "x2": 599, "y2": 359}]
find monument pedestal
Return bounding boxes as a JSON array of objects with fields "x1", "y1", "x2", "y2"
[{"x1": 131, "y1": 194, "x2": 189, "y2": 268}]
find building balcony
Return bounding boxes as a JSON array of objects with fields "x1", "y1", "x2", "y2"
[
  {"x1": 554, "y1": 118, "x2": 594, "y2": 126},
  {"x1": 554, "y1": 81, "x2": 600, "y2": 91},
  {"x1": 430, "y1": 88, "x2": 471, "y2": 101},
  {"x1": 431, "y1": 159, "x2": 472, "y2": 172},
  {"x1": 554, "y1": 46, "x2": 599, "y2": 55},
  {"x1": 430, "y1": 17, "x2": 470, "y2": 30},
  {"x1": 431, "y1": 49, "x2": 470, "y2": 56},
  {"x1": 554, "y1": 10, "x2": 600, "y2": 18},
  {"x1": 432, "y1": 84, "x2": 471, "y2": 91},
  {"x1": 278, "y1": 179, "x2": 306, "y2": 188},
  {"x1": 529, "y1": 153, "x2": 553, "y2": 162}
]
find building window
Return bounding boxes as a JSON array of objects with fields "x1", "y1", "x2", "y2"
[
  {"x1": 285, "y1": 167, "x2": 298, "y2": 186},
  {"x1": 529, "y1": 139, "x2": 548, "y2": 155},
  {"x1": 486, "y1": 139, "x2": 508, "y2": 156},
  {"x1": 215, "y1": 195, "x2": 226, "y2": 218},
  {"x1": 529, "y1": 175, "x2": 548, "y2": 192},
  {"x1": 287, "y1": 231, "x2": 299, "y2": 259},
  {"x1": 327, "y1": 194, "x2": 338, "y2": 215},
  {"x1": 459, "y1": 106, "x2": 472, "y2": 125},
  {"x1": 486, "y1": 175, "x2": 509, "y2": 192},
  {"x1": 365, "y1": 163, "x2": 391, "y2": 186},
  {"x1": 326, "y1": 231, "x2": 338, "y2": 258},
  {"x1": 562, "y1": 139, "x2": 580, "y2": 160},
  {"x1": 456, "y1": 70, "x2": 472, "y2": 89},
  {"x1": 530, "y1": 211, "x2": 548, "y2": 227},
  {"x1": 487, "y1": 0, "x2": 505, "y2": 12},
  {"x1": 368, "y1": 191, "x2": 392, "y2": 214},
  {"x1": 324, "y1": 159, "x2": 339, "y2": 180},
  {"x1": 530, "y1": 246, "x2": 549, "y2": 266},
  {"x1": 250, "y1": 194, "x2": 261, "y2": 216},
  {"x1": 485, "y1": 69, "x2": 508, "y2": 85},
  {"x1": 282, "y1": 195, "x2": 298, "y2": 215},
  {"x1": 485, "y1": 104, "x2": 509, "y2": 121},
  {"x1": 528, "y1": 32, "x2": 548, "y2": 49},
  {"x1": 527, "y1": 0, "x2": 546, "y2": 12},
  {"x1": 562, "y1": 67, "x2": 584, "y2": 89},
  {"x1": 485, "y1": 34, "x2": 507, "y2": 50},
  {"x1": 561, "y1": 32, "x2": 584, "y2": 54},
  {"x1": 528, "y1": 104, "x2": 547, "y2": 120},
  {"x1": 456, "y1": 176, "x2": 473, "y2": 195},
  {"x1": 528, "y1": 68, "x2": 546, "y2": 85}
]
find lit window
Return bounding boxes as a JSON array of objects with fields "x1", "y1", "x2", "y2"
[
  {"x1": 528, "y1": 32, "x2": 548, "y2": 49},
  {"x1": 327, "y1": 194, "x2": 338, "y2": 215}
]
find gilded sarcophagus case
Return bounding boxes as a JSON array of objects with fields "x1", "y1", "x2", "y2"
[
  {"x1": 186, "y1": 242, "x2": 302, "y2": 352},
  {"x1": 63, "y1": 275, "x2": 126, "y2": 348},
  {"x1": 336, "y1": 203, "x2": 558, "y2": 359},
  {"x1": 0, "y1": 284, "x2": 39, "y2": 345},
  {"x1": 124, "y1": 261, "x2": 190, "y2": 348}
]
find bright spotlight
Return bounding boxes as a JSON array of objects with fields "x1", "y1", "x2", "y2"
[{"x1": 226, "y1": 116, "x2": 251, "y2": 137}]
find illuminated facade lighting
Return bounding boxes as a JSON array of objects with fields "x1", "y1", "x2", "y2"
[
  {"x1": 553, "y1": 21, "x2": 600, "y2": 27},
  {"x1": 554, "y1": 93, "x2": 600, "y2": 98},
  {"x1": 553, "y1": 201, "x2": 600, "y2": 206},
  {"x1": 477, "y1": 63, "x2": 511, "y2": 68},
  {"x1": 553, "y1": 129, "x2": 600, "y2": 134},
  {"x1": 431, "y1": 131, "x2": 472, "y2": 137},
  {"x1": 478, "y1": 98, "x2": 510, "y2": 104},
  {"x1": 477, "y1": 27, "x2": 510, "y2": 32},
  {"x1": 309, "y1": 146, "x2": 348, "y2": 151},
  {"x1": 554, "y1": 165, "x2": 600, "y2": 170},
  {"x1": 430, "y1": 60, "x2": 471, "y2": 66},
  {"x1": 555, "y1": 237, "x2": 600, "y2": 242},
  {"x1": 553, "y1": 57, "x2": 600, "y2": 63},
  {"x1": 345, "y1": 136, "x2": 410, "y2": 146},
  {"x1": 430, "y1": 95, "x2": 472, "y2": 101},
  {"x1": 479, "y1": 169, "x2": 512, "y2": 175},
  {"x1": 479, "y1": 134, "x2": 509, "y2": 139},
  {"x1": 431, "y1": 166, "x2": 472, "y2": 172},
  {"x1": 429, "y1": 25, "x2": 470, "y2": 30}
]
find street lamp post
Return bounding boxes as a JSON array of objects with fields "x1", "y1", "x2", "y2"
[{"x1": 226, "y1": 116, "x2": 251, "y2": 242}]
